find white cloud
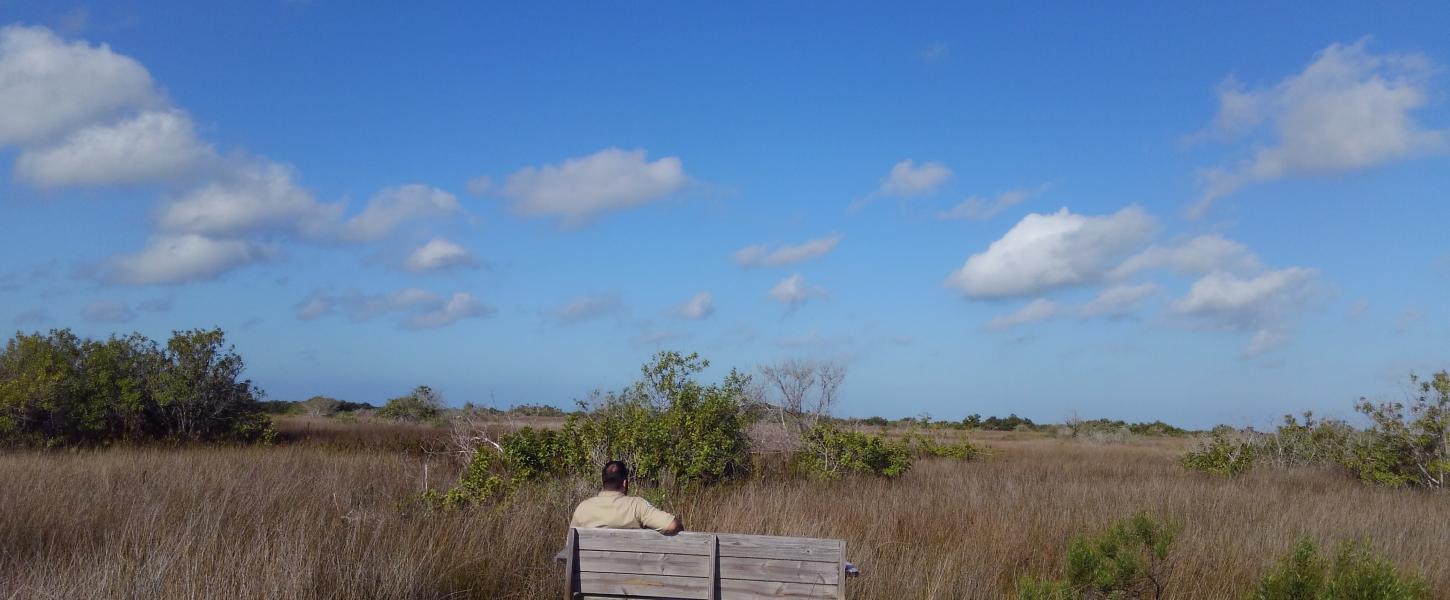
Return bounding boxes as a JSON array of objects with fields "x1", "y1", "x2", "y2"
[
  {"x1": 403, "y1": 237, "x2": 477, "y2": 273},
  {"x1": 1079, "y1": 283, "x2": 1160, "y2": 318},
  {"x1": 549, "y1": 293, "x2": 626, "y2": 323},
  {"x1": 405, "y1": 292, "x2": 494, "y2": 329},
  {"x1": 732, "y1": 234, "x2": 842, "y2": 267},
  {"x1": 937, "y1": 184, "x2": 1050, "y2": 221},
  {"x1": 985, "y1": 298, "x2": 1059, "y2": 331},
  {"x1": 1347, "y1": 299, "x2": 1370, "y2": 319},
  {"x1": 879, "y1": 159, "x2": 951, "y2": 197},
  {"x1": 341, "y1": 184, "x2": 461, "y2": 242},
  {"x1": 1110, "y1": 234, "x2": 1262, "y2": 280},
  {"x1": 295, "y1": 288, "x2": 491, "y2": 329},
  {"x1": 82, "y1": 300, "x2": 135, "y2": 323},
  {"x1": 919, "y1": 42, "x2": 949, "y2": 62},
  {"x1": 100, "y1": 234, "x2": 274, "y2": 285},
  {"x1": 465, "y1": 174, "x2": 492, "y2": 196},
  {"x1": 14, "y1": 109, "x2": 214, "y2": 187},
  {"x1": 500, "y1": 148, "x2": 687, "y2": 226},
  {"x1": 945, "y1": 206, "x2": 1157, "y2": 298},
  {"x1": 677, "y1": 292, "x2": 714, "y2": 320},
  {"x1": 768, "y1": 273, "x2": 827, "y2": 309},
  {"x1": 0, "y1": 25, "x2": 157, "y2": 146},
  {"x1": 156, "y1": 161, "x2": 340, "y2": 238},
  {"x1": 1192, "y1": 39, "x2": 1445, "y2": 216},
  {"x1": 1171, "y1": 267, "x2": 1317, "y2": 354}
]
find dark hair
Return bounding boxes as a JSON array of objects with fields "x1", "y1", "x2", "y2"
[{"x1": 601, "y1": 460, "x2": 629, "y2": 490}]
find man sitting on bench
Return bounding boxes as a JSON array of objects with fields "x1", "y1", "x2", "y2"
[{"x1": 570, "y1": 460, "x2": 684, "y2": 535}]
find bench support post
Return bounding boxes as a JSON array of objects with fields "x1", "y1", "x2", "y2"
[{"x1": 563, "y1": 528, "x2": 579, "y2": 600}]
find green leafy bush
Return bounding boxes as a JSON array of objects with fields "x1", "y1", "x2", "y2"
[
  {"x1": 378, "y1": 386, "x2": 443, "y2": 422},
  {"x1": 1181, "y1": 427, "x2": 1256, "y2": 476},
  {"x1": 1249, "y1": 538, "x2": 1429, "y2": 600},
  {"x1": 0, "y1": 328, "x2": 272, "y2": 446},
  {"x1": 903, "y1": 431, "x2": 983, "y2": 460},
  {"x1": 1018, "y1": 513, "x2": 1180, "y2": 599},
  {"x1": 797, "y1": 425, "x2": 912, "y2": 479},
  {"x1": 1344, "y1": 371, "x2": 1449, "y2": 490}
]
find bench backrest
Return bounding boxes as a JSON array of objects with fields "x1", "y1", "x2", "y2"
[{"x1": 562, "y1": 527, "x2": 846, "y2": 599}]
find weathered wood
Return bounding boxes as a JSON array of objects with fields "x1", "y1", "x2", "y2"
[
  {"x1": 718, "y1": 578, "x2": 838, "y2": 599},
  {"x1": 563, "y1": 528, "x2": 579, "y2": 600},
  {"x1": 577, "y1": 571, "x2": 711, "y2": 599},
  {"x1": 834, "y1": 539, "x2": 846, "y2": 600},
  {"x1": 565, "y1": 528, "x2": 847, "y2": 600},
  {"x1": 576, "y1": 528, "x2": 715, "y2": 555},
  {"x1": 577, "y1": 550, "x2": 711, "y2": 578},
  {"x1": 717, "y1": 557, "x2": 839, "y2": 585},
  {"x1": 716, "y1": 534, "x2": 842, "y2": 563},
  {"x1": 708, "y1": 534, "x2": 721, "y2": 600}
]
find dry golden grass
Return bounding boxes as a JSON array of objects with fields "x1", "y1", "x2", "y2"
[{"x1": 1, "y1": 419, "x2": 1445, "y2": 599}]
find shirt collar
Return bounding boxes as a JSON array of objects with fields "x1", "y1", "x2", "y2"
[{"x1": 598, "y1": 490, "x2": 624, "y2": 497}]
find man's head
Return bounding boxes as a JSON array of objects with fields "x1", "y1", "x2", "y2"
[{"x1": 601, "y1": 460, "x2": 629, "y2": 492}]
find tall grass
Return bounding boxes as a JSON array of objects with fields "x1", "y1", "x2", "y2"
[{"x1": 1, "y1": 421, "x2": 1444, "y2": 599}]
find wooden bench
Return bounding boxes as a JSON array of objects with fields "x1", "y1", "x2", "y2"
[{"x1": 557, "y1": 527, "x2": 855, "y2": 599}]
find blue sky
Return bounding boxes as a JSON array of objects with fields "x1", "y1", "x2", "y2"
[{"x1": 1, "y1": 2, "x2": 1448, "y2": 427}]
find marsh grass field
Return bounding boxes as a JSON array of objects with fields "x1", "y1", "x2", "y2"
[{"x1": 1, "y1": 417, "x2": 1445, "y2": 599}]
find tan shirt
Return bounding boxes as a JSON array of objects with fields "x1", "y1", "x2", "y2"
[{"x1": 569, "y1": 491, "x2": 676, "y2": 531}]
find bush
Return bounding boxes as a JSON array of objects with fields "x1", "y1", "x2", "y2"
[
  {"x1": 984, "y1": 413, "x2": 1037, "y2": 431},
  {"x1": 903, "y1": 431, "x2": 983, "y2": 460},
  {"x1": 1182, "y1": 427, "x2": 1256, "y2": 477},
  {"x1": 1018, "y1": 513, "x2": 1180, "y2": 599},
  {"x1": 1253, "y1": 412, "x2": 1355, "y2": 469},
  {"x1": 378, "y1": 386, "x2": 443, "y2": 422},
  {"x1": 0, "y1": 328, "x2": 272, "y2": 446},
  {"x1": 298, "y1": 395, "x2": 343, "y2": 417},
  {"x1": 1249, "y1": 538, "x2": 1429, "y2": 600},
  {"x1": 1345, "y1": 371, "x2": 1449, "y2": 490},
  {"x1": 797, "y1": 425, "x2": 912, "y2": 479}
]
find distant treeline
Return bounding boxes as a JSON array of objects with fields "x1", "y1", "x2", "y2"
[{"x1": 851, "y1": 413, "x2": 1189, "y2": 435}]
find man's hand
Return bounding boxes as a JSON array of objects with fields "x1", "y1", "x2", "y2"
[{"x1": 660, "y1": 517, "x2": 683, "y2": 535}]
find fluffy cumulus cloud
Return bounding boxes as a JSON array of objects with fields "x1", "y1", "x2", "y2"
[
  {"x1": 0, "y1": 25, "x2": 157, "y2": 146},
  {"x1": 985, "y1": 298, "x2": 1059, "y2": 331},
  {"x1": 768, "y1": 274, "x2": 827, "y2": 309},
  {"x1": 676, "y1": 291, "x2": 714, "y2": 320},
  {"x1": 732, "y1": 234, "x2": 842, "y2": 267},
  {"x1": 945, "y1": 206, "x2": 1157, "y2": 298},
  {"x1": 498, "y1": 148, "x2": 687, "y2": 227},
  {"x1": 341, "y1": 184, "x2": 461, "y2": 242},
  {"x1": 82, "y1": 299, "x2": 135, "y2": 323},
  {"x1": 14, "y1": 109, "x2": 214, "y2": 187},
  {"x1": 1171, "y1": 267, "x2": 1318, "y2": 355},
  {"x1": 1192, "y1": 39, "x2": 1446, "y2": 216},
  {"x1": 157, "y1": 161, "x2": 340, "y2": 238},
  {"x1": 403, "y1": 237, "x2": 477, "y2": 273},
  {"x1": 937, "y1": 184, "x2": 1051, "y2": 221},
  {"x1": 295, "y1": 288, "x2": 492, "y2": 329},
  {"x1": 548, "y1": 293, "x2": 626, "y2": 323},
  {"x1": 100, "y1": 234, "x2": 275, "y2": 285},
  {"x1": 1079, "y1": 283, "x2": 1160, "y2": 318},
  {"x1": 1110, "y1": 234, "x2": 1262, "y2": 279}
]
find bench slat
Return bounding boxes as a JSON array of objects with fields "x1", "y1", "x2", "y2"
[
  {"x1": 578, "y1": 550, "x2": 712, "y2": 578},
  {"x1": 719, "y1": 578, "x2": 839, "y2": 600},
  {"x1": 716, "y1": 534, "x2": 842, "y2": 563},
  {"x1": 577, "y1": 571, "x2": 710, "y2": 599},
  {"x1": 576, "y1": 529, "x2": 715, "y2": 556},
  {"x1": 719, "y1": 557, "x2": 839, "y2": 585}
]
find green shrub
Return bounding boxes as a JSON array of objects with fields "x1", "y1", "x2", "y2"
[
  {"x1": 0, "y1": 328, "x2": 271, "y2": 446},
  {"x1": 1249, "y1": 538, "x2": 1429, "y2": 600},
  {"x1": 903, "y1": 431, "x2": 983, "y2": 460},
  {"x1": 499, "y1": 426, "x2": 569, "y2": 481},
  {"x1": 298, "y1": 395, "x2": 343, "y2": 417},
  {"x1": 1181, "y1": 427, "x2": 1256, "y2": 476},
  {"x1": 1018, "y1": 513, "x2": 1180, "y2": 599},
  {"x1": 1344, "y1": 371, "x2": 1449, "y2": 490},
  {"x1": 797, "y1": 425, "x2": 912, "y2": 479},
  {"x1": 378, "y1": 386, "x2": 442, "y2": 422},
  {"x1": 559, "y1": 352, "x2": 754, "y2": 487}
]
